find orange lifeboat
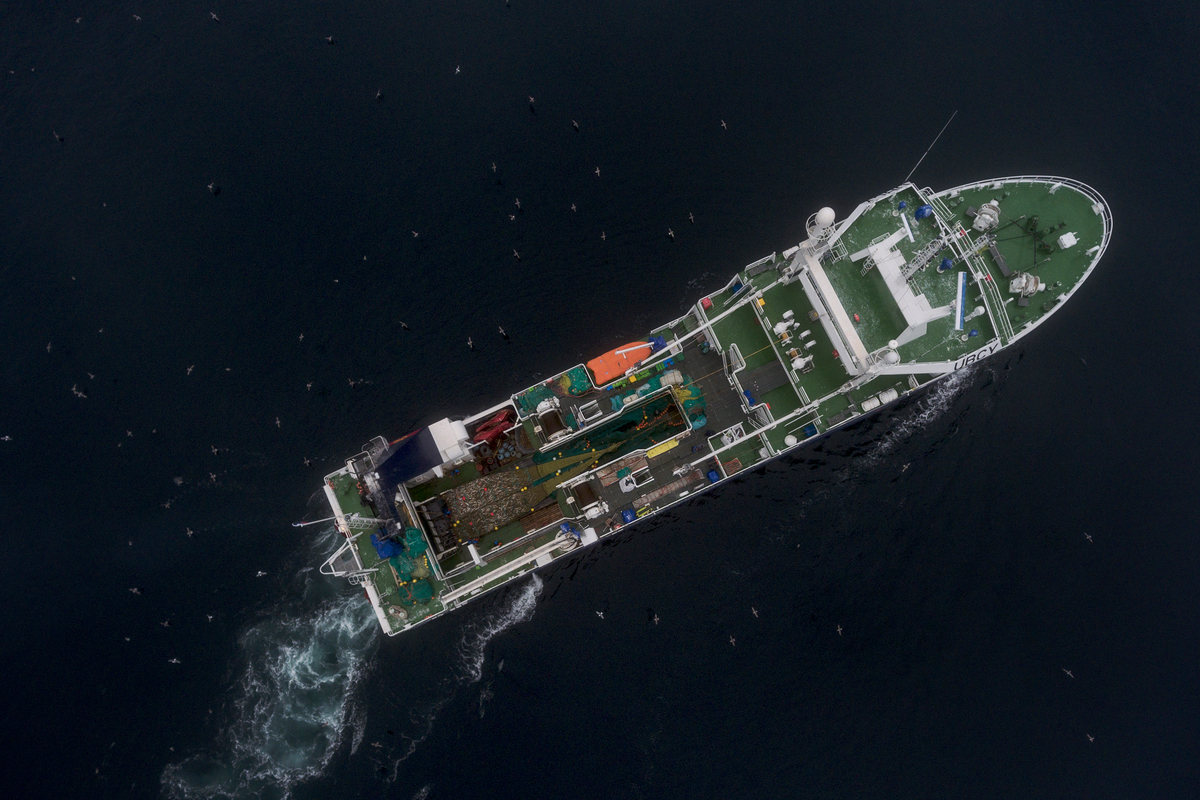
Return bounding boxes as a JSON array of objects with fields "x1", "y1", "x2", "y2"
[{"x1": 586, "y1": 341, "x2": 654, "y2": 385}]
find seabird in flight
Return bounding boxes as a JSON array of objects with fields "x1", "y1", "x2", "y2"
[{"x1": 1063, "y1": 668, "x2": 1074, "y2": 678}]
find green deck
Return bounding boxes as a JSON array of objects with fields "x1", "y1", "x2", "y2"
[
  {"x1": 938, "y1": 179, "x2": 1106, "y2": 334},
  {"x1": 328, "y1": 472, "x2": 447, "y2": 629}
]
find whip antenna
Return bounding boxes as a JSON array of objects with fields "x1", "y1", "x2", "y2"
[{"x1": 904, "y1": 110, "x2": 957, "y2": 184}]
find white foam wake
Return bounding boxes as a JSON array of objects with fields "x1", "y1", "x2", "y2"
[
  {"x1": 863, "y1": 364, "x2": 977, "y2": 464},
  {"x1": 161, "y1": 594, "x2": 378, "y2": 799},
  {"x1": 455, "y1": 574, "x2": 543, "y2": 684},
  {"x1": 373, "y1": 575, "x2": 544, "y2": 782}
]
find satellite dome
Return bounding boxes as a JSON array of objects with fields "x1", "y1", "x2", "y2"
[{"x1": 815, "y1": 207, "x2": 835, "y2": 228}]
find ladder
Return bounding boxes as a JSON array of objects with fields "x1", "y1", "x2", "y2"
[
  {"x1": 344, "y1": 513, "x2": 389, "y2": 529},
  {"x1": 901, "y1": 234, "x2": 950, "y2": 281}
]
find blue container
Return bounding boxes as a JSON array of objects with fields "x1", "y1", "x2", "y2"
[
  {"x1": 621, "y1": 509, "x2": 636, "y2": 524},
  {"x1": 915, "y1": 204, "x2": 934, "y2": 220},
  {"x1": 707, "y1": 470, "x2": 720, "y2": 483}
]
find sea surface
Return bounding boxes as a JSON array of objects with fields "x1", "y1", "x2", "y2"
[{"x1": 2, "y1": 1, "x2": 1197, "y2": 798}]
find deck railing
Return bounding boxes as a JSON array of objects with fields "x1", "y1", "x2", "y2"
[
  {"x1": 925, "y1": 192, "x2": 956, "y2": 225},
  {"x1": 965, "y1": 250, "x2": 1015, "y2": 343}
]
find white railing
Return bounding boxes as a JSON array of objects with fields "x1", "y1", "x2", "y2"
[
  {"x1": 440, "y1": 535, "x2": 575, "y2": 604},
  {"x1": 965, "y1": 251, "x2": 1014, "y2": 343}
]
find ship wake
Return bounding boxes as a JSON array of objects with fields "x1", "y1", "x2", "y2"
[
  {"x1": 372, "y1": 575, "x2": 543, "y2": 782},
  {"x1": 161, "y1": 537, "x2": 378, "y2": 799},
  {"x1": 861, "y1": 364, "x2": 978, "y2": 466},
  {"x1": 456, "y1": 573, "x2": 543, "y2": 684}
]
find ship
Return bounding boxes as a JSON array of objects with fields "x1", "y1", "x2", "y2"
[{"x1": 313, "y1": 176, "x2": 1111, "y2": 636}]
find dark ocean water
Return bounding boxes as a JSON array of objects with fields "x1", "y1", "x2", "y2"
[{"x1": 2, "y1": 0, "x2": 1198, "y2": 797}]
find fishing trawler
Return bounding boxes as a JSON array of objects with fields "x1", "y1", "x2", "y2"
[{"x1": 315, "y1": 176, "x2": 1111, "y2": 636}]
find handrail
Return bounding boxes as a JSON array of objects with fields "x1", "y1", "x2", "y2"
[{"x1": 964, "y1": 250, "x2": 1014, "y2": 343}]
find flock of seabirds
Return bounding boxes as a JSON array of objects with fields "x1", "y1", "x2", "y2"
[
  {"x1": 17, "y1": 6, "x2": 1102, "y2": 758},
  {"x1": 27, "y1": 9, "x2": 743, "y2": 670}
]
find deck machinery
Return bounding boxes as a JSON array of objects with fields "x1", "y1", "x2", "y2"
[{"x1": 317, "y1": 176, "x2": 1111, "y2": 636}]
